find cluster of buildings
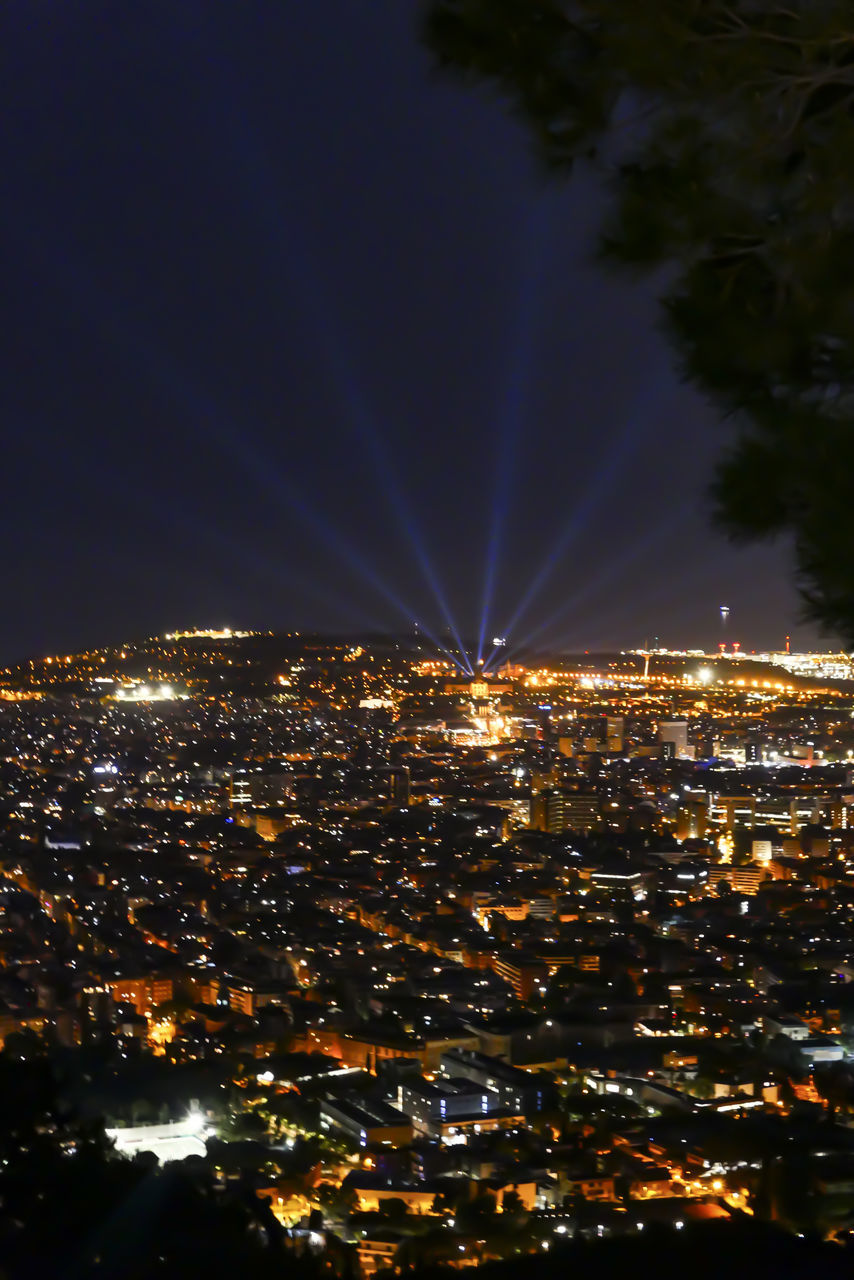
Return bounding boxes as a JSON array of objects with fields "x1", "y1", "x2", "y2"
[{"x1": 3, "y1": 632, "x2": 854, "y2": 1265}]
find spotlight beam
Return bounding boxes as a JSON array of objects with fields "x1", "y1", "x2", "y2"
[
  {"x1": 21, "y1": 232, "x2": 469, "y2": 673},
  {"x1": 483, "y1": 378, "x2": 664, "y2": 670},
  {"x1": 21, "y1": 423, "x2": 386, "y2": 631},
  {"x1": 547, "y1": 538, "x2": 713, "y2": 654},
  {"x1": 178, "y1": 53, "x2": 472, "y2": 672},
  {"x1": 274, "y1": 233, "x2": 473, "y2": 672},
  {"x1": 180, "y1": 392, "x2": 469, "y2": 670},
  {"x1": 477, "y1": 203, "x2": 550, "y2": 664},
  {"x1": 504, "y1": 500, "x2": 693, "y2": 658}
]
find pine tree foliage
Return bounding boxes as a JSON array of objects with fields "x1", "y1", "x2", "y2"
[{"x1": 424, "y1": 1, "x2": 854, "y2": 639}]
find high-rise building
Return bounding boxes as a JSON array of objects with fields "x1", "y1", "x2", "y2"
[
  {"x1": 531, "y1": 789, "x2": 599, "y2": 834},
  {"x1": 388, "y1": 766, "x2": 411, "y2": 807},
  {"x1": 605, "y1": 715, "x2": 625, "y2": 753},
  {"x1": 229, "y1": 770, "x2": 293, "y2": 807},
  {"x1": 659, "y1": 720, "x2": 689, "y2": 758},
  {"x1": 752, "y1": 839, "x2": 773, "y2": 865},
  {"x1": 677, "y1": 798, "x2": 709, "y2": 839}
]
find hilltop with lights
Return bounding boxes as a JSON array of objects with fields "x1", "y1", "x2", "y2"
[
  {"x1": 1, "y1": 631, "x2": 854, "y2": 768},
  {"x1": 1, "y1": 629, "x2": 851, "y2": 699}
]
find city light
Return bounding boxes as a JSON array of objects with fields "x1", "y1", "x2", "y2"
[{"x1": 2, "y1": 627, "x2": 850, "y2": 1263}]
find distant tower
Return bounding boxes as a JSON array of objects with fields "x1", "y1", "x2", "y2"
[{"x1": 388, "y1": 767, "x2": 411, "y2": 807}]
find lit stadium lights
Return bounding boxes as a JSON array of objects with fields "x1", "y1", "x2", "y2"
[
  {"x1": 164, "y1": 628, "x2": 251, "y2": 640},
  {"x1": 185, "y1": 1107, "x2": 207, "y2": 1136},
  {"x1": 114, "y1": 683, "x2": 185, "y2": 702}
]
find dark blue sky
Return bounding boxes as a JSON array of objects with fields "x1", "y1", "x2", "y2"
[{"x1": 1, "y1": 1, "x2": 814, "y2": 663}]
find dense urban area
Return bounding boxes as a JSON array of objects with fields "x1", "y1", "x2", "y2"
[{"x1": 4, "y1": 629, "x2": 854, "y2": 1276}]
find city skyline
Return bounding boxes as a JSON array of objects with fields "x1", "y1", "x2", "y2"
[
  {"x1": 2, "y1": 3, "x2": 819, "y2": 662},
  {"x1": 0, "y1": 619, "x2": 835, "y2": 684}
]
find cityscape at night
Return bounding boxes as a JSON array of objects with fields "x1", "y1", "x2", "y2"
[
  {"x1": 2, "y1": 630, "x2": 854, "y2": 1273},
  {"x1": 6, "y1": 2, "x2": 854, "y2": 1277}
]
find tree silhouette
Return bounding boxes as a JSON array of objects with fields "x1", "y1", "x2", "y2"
[
  {"x1": 424, "y1": 0, "x2": 854, "y2": 639},
  {"x1": 0, "y1": 1049, "x2": 324, "y2": 1280},
  {"x1": 378, "y1": 1197, "x2": 412, "y2": 1222}
]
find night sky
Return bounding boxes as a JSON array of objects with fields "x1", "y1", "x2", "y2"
[{"x1": 2, "y1": 2, "x2": 815, "y2": 664}]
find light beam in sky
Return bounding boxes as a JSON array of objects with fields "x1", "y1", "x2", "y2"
[{"x1": 477, "y1": 201, "x2": 551, "y2": 664}]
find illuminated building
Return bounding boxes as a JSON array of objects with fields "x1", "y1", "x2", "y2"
[
  {"x1": 491, "y1": 953, "x2": 548, "y2": 1001},
  {"x1": 229, "y1": 769, "x2": 293, "y2": 807},
  {"x1": 676, "y1": 798, "x2": 709, "y2": 839},
  {"x1": 319, "y1": 1097, "x2": 412, "y2": 1148},
  {"x1": 720, "y1": 865, "x2": 768, "y2": 894},
  {"x1": 107, "y1": 1116, "x2": 210, "y2": 1163},
  {"x1": 751, "y1": 839, "x2": 772, "y2": 866},
  {"x1": 709, "y1": 795, "x2": 756, "y2": 830},
  {"x1": 388, "y1": 766, "x2": 411, "y2": 807},
  {"x1": 163, "y1": 627, "x2": 253, "y2": 640},
  {"x1": 358, "y1": 1237, "x2": 400, "y2": 1278},
  {"x1": 659, "y1": 720, "x2": 690, "y2": 758},
  {"x1": 606, "y1": 715, "x2": 625, "y2": 753},
  {"x1": 531, "y1": 788, "x2": 599, "y2": 834}
]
